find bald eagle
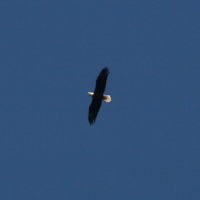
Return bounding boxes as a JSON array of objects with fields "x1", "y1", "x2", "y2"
[{"x1": 88, "y1": 67, "x2": 111, "y2": 124}]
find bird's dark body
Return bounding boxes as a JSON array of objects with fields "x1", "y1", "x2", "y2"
[
  {"x1": 88, "y1": 67, "x2": 109, "y2": 124},
  {"x1": 92, "y1": 93, "x2": 104, "y2": 100}
]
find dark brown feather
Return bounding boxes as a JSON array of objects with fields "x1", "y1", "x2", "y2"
[
  {"x1": 94, "y1": 67, "x2": 109, "y2": 95},
  {"x1": 88, "y1": 99, "x2": 102, "y2": 124}
]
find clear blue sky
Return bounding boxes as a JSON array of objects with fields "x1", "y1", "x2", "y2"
[{"x1": 0, "y1": 1, "x2": 200, "y2": 199}]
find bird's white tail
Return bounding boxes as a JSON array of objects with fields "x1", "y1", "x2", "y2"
[{"x1": 103, "y1": 95, "x2": 112, "y2": 102}]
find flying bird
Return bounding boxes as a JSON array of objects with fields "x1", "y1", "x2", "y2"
[{"x1": 88, "y1": 67, "x2": 111, "y2": 124}]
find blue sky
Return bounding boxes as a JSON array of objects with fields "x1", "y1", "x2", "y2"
[{"x1": 0, "y1": 1, "x2": 200, "y2": 199}]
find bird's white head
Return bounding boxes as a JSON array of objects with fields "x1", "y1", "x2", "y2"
[{"x1": 88, "y1": 92, "x2": 94, "y2": 96}]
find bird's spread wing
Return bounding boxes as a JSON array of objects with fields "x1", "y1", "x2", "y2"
[
  {"x1": 94, "y1": 67, "x2": 109, "y2": 94},
  {"x1": 88, "y1": 99, "x2": 102, "y2": 124}
]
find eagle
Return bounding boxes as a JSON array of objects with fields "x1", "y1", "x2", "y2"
[{"x1": 88, "y1": 67, "x2": 111, "y2": 124}]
